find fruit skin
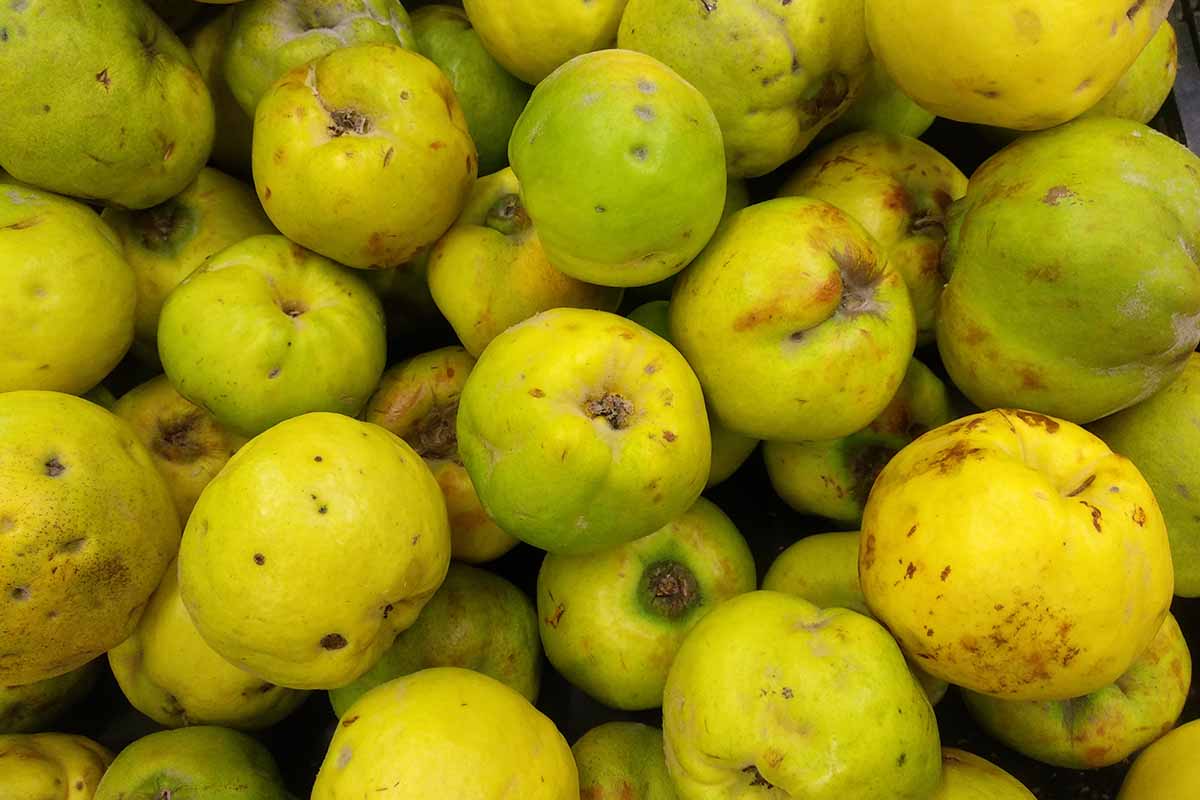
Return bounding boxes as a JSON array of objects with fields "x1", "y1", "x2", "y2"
[
  {"x1": 328, "y1": 562, "x2": 540, "y2": 716},
  {"x1": 574, "y1": 722, "x2": 678, "y2": 800},
  {"x1": 185, "y1": 8, "x2": 254, "y2": 177},
  {"x1": 93, "y1": 726, "x2": 289, "y2": 800},
  {"x1": 412, "y1": 5, "x2": 531, "y2": 175},
  {"x1": 1117, "y1": 718, "x2": 1200, "y2": 799},
  {"x1": 462, "y1": 0, "x2": 627, "y2": 85},
  {"x1": 1090, "y1": 353, "x2": 1200, "y2": 596},
  {"x1": 0, "y1": 660, "x2": 101, "y2": 734},
  {"x1": 937, "y1": 118, "x2": 1200, "y2": 424},
  {"x1": 223, "y1": 0, "x2": 417, "y2": 117},
  {"x1": 764, "y1": 358, "x2": 952, "y2": 525},
  {"x1": 931, "y1": 749, "x2": 1035, "y2": 800},
  {"x1": 157, "y1": 234, "x2": 387, "y2": 439},
  {"x1": 763, "y1": 530, "x2": 949, "y2": 706},
  {"x1": 426, "y1": 168, "x2": 623, "y2": 357},
  {"x1": 778, "y1": 132, "x2": 967, "y2": 343},
  {"x1": 864, "y1": 0, "x2": 1172, "y2": 129},
  {"x1": 619, "y1": 0, "x2": 872, "y2": 178},
  {"x1": 817, "y1": 61, "x2": 936, "y2": 143},
  {"x1": 860, "y1": 409, "x2": 1175, "y2": 701},
  {"x1": 101, "y1": 167, "x2": 275, "y2": 362},
  {"x1": 626, "y1": 301, "x2": 757, "y2": 488},
  {"x1": 0, "y1": 183, "x2": 135, "y2": 394},
  {"x1": 663, "y1": 591, "x2": 941, "y2": 800},
  {"x1": 252, "y1": 43, "x2": 476, "y2": 269},
  {"x1": 963, "y1": 613, "x2": 1190, "y2": 769},
  {"x1": 113, "y1": 375, "x2": 248, "y2": 524},
  {"x1": 457, "y1": 308, "x2": 711, "y2": 555},
  {"x1": 508, "y1": 49, "x2": 727, "y2": 288},
  {"x1": 0, "y1": 0, "x2": 214, "y2": 209},
  {"x1": 669, "y1": 197, "x2": 916, "y2": 442},
  {"x1": 178, "y1": 412, "x2": 450, "y2": 690},
  {"x1": 364, "y1": 347, "x2": 518, "y2": 563},
  {"x1": 312, "y1": 667, "x2": 578, "y2": 799},
  {"x1": 0, "y1": 391, "x2": 181, "y2": 686},
  {"x1": 109, "y1": 559, "x2": 309, "y2": 730},
  {"x1": 538, "y1": 497, "x2": 756, "y2": 710},
  {"x1": 0, "y1": 733, "x2": 113, "y2": 800},
  {"x1": 1082, "y1": 22, "x2": 1177, "y2": 124}
]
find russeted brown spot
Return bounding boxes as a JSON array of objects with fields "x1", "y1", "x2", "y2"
[
  {"x1": 44, "y1": 457, "x2": 65, "y2": 477},
  {"x1": 320, "y1": 634, "x2": 347, "y2": 650},
  {"x1": 585, "y1": 393, "x2": 634, "y2": 430},
  {"x1": 253, "y1": 553, "x2": 265, "y2": 565}
]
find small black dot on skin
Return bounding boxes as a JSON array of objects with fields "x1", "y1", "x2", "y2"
[
  {"x1": 314, "y1": 455, "x2": 323, "y2": 462},
  {"x1": 318, "y1": 505, "x2": 328, "y2": 514},
  {"x1": 44, "y1": 457, "x2": 65, "y2": 477},
  {"x1": 253, "y1": 553, "x2": 265, "y2": 565},
  {"x1": 320, "y1": 633, "x2": 347, "y2": 650}
]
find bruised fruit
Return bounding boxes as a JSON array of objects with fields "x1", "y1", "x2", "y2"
[
  {"x1": 178, "y1": 412, "x2": 450, "y2": 690},
  {"x1": 94, "y1": 726, "x2": 289, "y2": 800},
  {"x1": 963, "y1": 613, "x2": 1191, "y2": 769},
  {"x1": 663, "y1": 591, "x2": 942, "y2": 800},
  {"x1": 670, "y1": 197, "x2": 916, "y2": 442},
  {"x1": 0, "y1": 660, "x2": 101, "y2": 734},
  {"x1": 157, "y1": 234, "x2": 387, "y2": 438},
  {"x1": 508, "y1": 49, "x2": 726, "y2": 287},
  {"x1": 932, "y1": 750, "x2": 1036, "y2": 800},
  {"x1": 426, "y1": 169, "x2": 623, "y2": 357},
  {"x1": 764, "y1": 358, "x2": 952, "y2": 525},
  {"x1": 778, "y1": 132, "x2": 967, "y2": 342},
  {"x1": 865, "y1": 0, "x2": 1172, "y2": 129},
  {"x1": 860, "y1": 409, "x2": 1175, "y2": 700},
  {"x1": 102, "y1": 167, "x2": 275, "y2": 362},
  {"x1": 0, "y1": 733, "x2": 112, "y2": 800},
  {"x1": 462, "y1": 0, "x2": 628, "y2": 85},
  {"x1": 0, "y1": 392, "x2": 180, "y2": 686},
  {"x1": 457, "y1": 308, "x2": 710, "y2": 555},
  {"x1": 0, "y1": 183, "x2": 135, "y2": 394},
  {"x1": 538, "y1": 497, "x2": 755, "y2": 710},
  {"x1": 0, "y1": 0, "x2": 214, "y2": 209},
  {"x1": 328, "y1": 562, "x2": 540, "y2": 715},
  {"x1": 252, "y1": 43, "x2": 476, "y2": 269},
  {"x1": 1117, "y1": 718, "x2": 1200, "y2": 799},
  {"x1": 364, "y1": 347, "x2": 517, "y2": 563},
  {"x1": 224, "y1": 0, "x2": 417, "y2": 117},
  {"x1": 619, "y1": 0, "x2": 872, "y2": 178},
  {"x1": 313, "y1": 668, "x2": 578, "y2": 799},
  {"x1": 109, "y1": 559, "x2": 309, "y2": 730},
  {"x1": 113, "y1": 376, "x2": 248, "y2": 524},
  {"x1": 574, "y1": 723, "x2": 678, "y2": 800}
]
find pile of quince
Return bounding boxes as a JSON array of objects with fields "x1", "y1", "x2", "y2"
[{"x1": 0, "y1": 0, "x2": 1198, "y2": 798}]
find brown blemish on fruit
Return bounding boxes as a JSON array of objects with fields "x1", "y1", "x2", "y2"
[
  {"x1": 643, "y1": 561, "x2": 701, "y2": 618},
  {"x1": 528, "y1": 388, "x2": 545, "y2": 398},
  {"x1": 10, "y1": 587, "x2": 29, "y2": 601},
  {"x1": 743, "y1": 765, "x2": 774, "y2": 788},
  {"x1": 1013, "y1": 410, "x2": 1060, "y2": 433},
  {"x1": 940, "y1": 566, "x2": 951, "y2": 581},
  {"x1": 383, "y1": 147, "x2": 394, "y2": 167},
  {"x1": 906, "y1": 524, "x2": 918, "y2": 538},
  {"x1": 43, "y1": 457, "x2": 65, "y2": 477},
  {"x1": 320, "y1": 633, "x2": 347, "y2": 650},
  {"x1": 974, "y1": 88, "x2": 1001, "y2": 99},
  {"x1": 585, "y1": 393, "x2": 633, "y2": 429},
  {"x1": 253, "y1": 553, "x2": 265, "y2": 565},
  {"x1": 342, "y1": 715, "x2": 359, "y2": 727},
  {"x1": 0, "y1": 517, "x2": 13, "y2": 534},
  {"x1": 663, "y1": 430, "x2": 677, "y2": 442},
  {"x1": 1, "y1": 216, "x2": 43, "y2": 231},
  {"x1": 328, "y1": 109, "x2": 370, "y2": 137},
  {"x1": 644, "y1": 363, "x2": 658, "y2": 374},
  {"x1": 1018, "y1": 367, "x2": 1045, "y2": 389},
  {"x1": 904, "y1": 562, "x2": 917, "y2": 579},
  {"x1": 430, "y1": 141, "x2": 446, "y2": 150},
  {"x1": 1027, "y1": 264, "x2": 1062, "y2": 282},
  {"x1": 1079, "y1": 501, "x2": 1103, "y2": 532},
  {"x1": 545, "y1": 603, "x2": 565, "y2": 628},
  {"x1": 928, "y1": 441, "x2": 984, "y2": 474},
  {"x1": 1042, "y1": 186, "x2": 1075, "y2": 205},
  {"x1": 273, "y1": 148, "x2": 286, "y2": 164},
  {"x1": 699, "y1": 0, "x2": 717, "y2": 15},
  {"x1": 1133, "y1": 506, "x2": 1147, "y2": 526},
  {"x1": 862, "y1": 534, "x2": 876, "y2": 570},
  {"x1": 1076, "y1": 78, "x2": 1094, "y2": 93},
  {"x1": 95, "y1": 68, "x2": 111, "y2": 90},
  {"x1": 1066, "y1": 475, "x2": 1096, "y2": 497},
  {"x1": 1127, "y1": 0, "x2": 1146, "y2": 19},
  {"x1": 382, "y1": 603, "x2": 393, "y2": 619},
  {"x1": 263, "y1": 187, "x2": 272, "y2": 200}
]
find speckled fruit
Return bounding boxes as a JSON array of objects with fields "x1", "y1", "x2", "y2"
[
  {"x1": 663, "y1": 591, "x2": 942, "y2": 800},
  {"x1": 538, "y1": 497, "x2": 756, "y2": 710},
  {"x1": 178, "y1": 412, "x2": 450, "y2": 690},
  {"x1": 113, "y1": 375, "x2": 248, "y2": 525},
  {"x1": 0, "y1": 392, "x2": 180, "y2": 686},
  {"x1": 669, "y1": 197, "x2": 916, "y2": 442},
  {"x1": 0, "y1": 182, "x2": 135, "y2": 394},
  {"x1": 0, "y1": 733, "x2": 112, "y2": 800},
  {"x1": 865, "y1": 0, "x2": 1172, "y2": 129},
  {"x1": 101, "y1": 167, "x2": 275, "y2": 361},
  {"x1": 508, "y1": 49, "x2": 726, "y2": 287},
  {"x1": 963, "y1": 613, "x2": 1190, "y2": 769},
  {"x1": 779, "y1": 132, "x2": 967, "y2": 342},
  {"x1": 223, "y1": 0, "x2": 417, "y2": 117},
  {"x1": 938, "y1": 118, "x2": 1200, "y2": 423},
  {"x1": 312, "y1": 668, "x2": 578, "y2": 799},
  {"x1": 932, "y1": 749, "x2": 1035, "y2": 800},
  {"x1": 426, "y1": 168, "x2": 623, "y2": 357},
  {"x1": 860, "y1": 409, "x2": 1175, "y2": 701},
  {"x1": 252, "y1": 43, "x2": 476, "y2": 269},
  {"x1": 328, "y1": 562, "x2": 540, "y2": 716},
  {"x1": 157, "y1": 234, "x2": 387, "y2": 438},
  {"x1": 764, "y1": 358, "x2": 952, "y2": 525},
  {"x1": 457, "y1": 308, "x2": 711, "y2": 555},
  {"x1": 574, "y1": 723, "x2": 678, "y2": 800},
  {"x1": 0, "y1": 660, "x2": 101, "y2": 734},
  {"x1": 619, "y1": 0, "x2": 872, "y2": 177},
  {"x1": 0, "y1": 0, "x2": 213, "y2": 209}
]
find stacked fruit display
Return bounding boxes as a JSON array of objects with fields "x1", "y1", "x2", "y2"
[{"x1": 0, "y1": 0, "x2": 1197, "y2": 798}]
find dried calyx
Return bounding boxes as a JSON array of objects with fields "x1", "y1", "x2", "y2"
[
  {"x1": 154, "y1": 411, "x2": 206, "y2": 463},
  {"x1": 585, "y1": 392, "x2": 634, "y2": 430},
  {"x1": 328, "y1": 108, "x2": 370, "y2": 138},
  {"x1": 485, "y1": 193, "x2": 532, "y2": 236},
  {"x1": 641, "y1": 561, "x2": 701, "y2": 619},
  {"x1": 136, "y1": 200, "x2": 190, "y2": 250},
  {"x1": 831, "y1": 247, "x2": 885, "y2": 318},
  {"x1": 410, "y1": 397, "x2": 460, "y2": 462}
]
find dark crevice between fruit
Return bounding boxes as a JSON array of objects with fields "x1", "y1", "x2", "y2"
[
  {"x1": 411, "y1": 397, "x2": 460, "y2": 462},
  {"x1": 485, "y1": 194, "x2": 531, "y2": 236},
  {"x1": 640, "y1": 561, "x2": 701, "y2": 619},
  {"x1": 851, "y1": 442, "x2": 899, "y2": 505},
  {"x1": 585, "y1": 393, "x2": 634, "y2": 430},
  {"x1": 328, "y1": 109, "x2": 370, "y2": 138},
  {"x1": 743, "y1": 765, "x2": 774, "y2": 789},
  {"x1": 154, "y1": 411, "x2": 205, "y2": 463}
]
